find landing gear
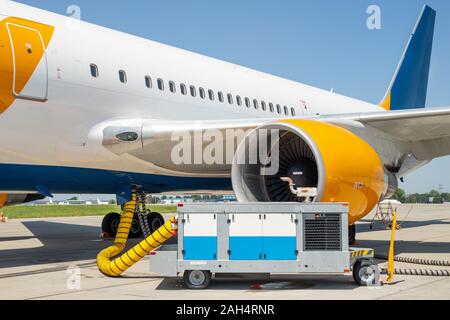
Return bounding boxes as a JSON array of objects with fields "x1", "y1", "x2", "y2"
[
  {"x1": 101, "y1": 212, "x2": 121, "y2": 237},
  {"x1": 349, "y1": 224, "x2": 356, "y2": 246},
  {"x1": 147, "y1": 211, "x2": 165, "y2": 233},
  {"x1": 101, "y1": 192, "x2": 166, "y2": 239},
  {"x1": 129, "y1": 218, "x2": 142, "y2": 239}
]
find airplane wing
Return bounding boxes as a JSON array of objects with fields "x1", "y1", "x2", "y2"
[
  {"x1": 104, "y1": 107, "x2": 450, "y2": 165},
  {"x1": 325, "y1": 107, "x2": 450, "y2": 160}
]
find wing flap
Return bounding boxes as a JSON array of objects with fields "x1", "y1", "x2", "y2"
[{"x1": 356, "y1": 107, "x2": 450, "y2": 141}]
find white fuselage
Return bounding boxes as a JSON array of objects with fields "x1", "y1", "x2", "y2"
[{"x1": 0, "y1": 1, "x2": 397, "y2": 195}]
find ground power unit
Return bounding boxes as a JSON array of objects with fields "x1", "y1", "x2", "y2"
[{"x1": 150, "y1": 203, "x2": 379, "y2": 289}]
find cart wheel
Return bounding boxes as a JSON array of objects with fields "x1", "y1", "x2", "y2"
[
  {"x1": 353, "y1": 260, "x2": 380, "y2": 286},
  {"x1": 183, "y1": 270, "x2": 211, "y2": 289}
]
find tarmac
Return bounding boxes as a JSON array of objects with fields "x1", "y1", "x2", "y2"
[{"x1": 1, "y1": 204, "x2": 450, "y2": 300}]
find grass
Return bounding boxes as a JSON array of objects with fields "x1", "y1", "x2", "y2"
[{"x1": 2, "y1": 204, "x2": 177, "y2": 219}]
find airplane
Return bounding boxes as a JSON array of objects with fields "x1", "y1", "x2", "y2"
[{"x1": 0, "y1": 1, "x2": 448, "y2": 243}]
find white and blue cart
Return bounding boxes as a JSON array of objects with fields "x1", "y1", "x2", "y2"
[{"x1": 150, "y1": 203, "x2": 379, "y2": 289}]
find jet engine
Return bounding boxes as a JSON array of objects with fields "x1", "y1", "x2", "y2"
[{"x1": 232, "y1": 120, "x2": 388, "y2": 225}]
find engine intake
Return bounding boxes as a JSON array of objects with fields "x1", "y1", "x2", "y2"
[{"x1": 232, "y1": 120, "x2": 387, "y2": 224}]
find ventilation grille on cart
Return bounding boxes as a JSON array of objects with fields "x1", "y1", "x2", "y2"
[{"x1": 303, "y1": 213, "x2": 342, "y2": 251}]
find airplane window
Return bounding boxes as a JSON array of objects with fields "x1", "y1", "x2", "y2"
[
  {"x1": 291, "y1": 108, "x2": 296, "y2": 116},
  {"x1": 190, "y1": 85, "x2": 197, "y2": 97},
  {"x1": 119, "y1": 70, "x2": 127, "y2": 84},
  {"x1": 269, "y1": 103, "x2": 274, "y2": 113},
  {"x1": 90, "y1": 64, "x2": 99, "y2": 78},
  {"x1": 253, "y1": 99, "x2": 259, "y2": 110},
  {"x1": 157, "y1": 78, "x2": 164, "y2": 91},
  {"x1": 145, "y1": 76, "x2": 152, "y2": 88},
  {"x1": 261, "y1": 101, "x2": 267, "y2": 111},
  {"x1": 236, "y1": 95, "x2": 242, "y2": 106},
  {"x1": 199, "y1": 88, "x2": 206, "y2": 99},
  {"x1": 180, "y1": 84, "x2": 187, "y2": 95},
  {"x1": 218, "y1": 91, "x2": 224, "y2": 103},
  {"x1": 169, "y1": 81, "x2": 176, "y2": 93},
  {"x1": 245, "y1": 98, "x2": 250, "y2": 108},
  {"x1": 284, "y1": 106, "x2": 289, "y2": 115},
  {"x1": 208, "y1": 89, "x2": 214, "y2": 101},
  {"x1": 277, "y1": 104, "x2": 281, "y2": 114},
  {"x1": 227, "y1": 94, "x2": 233, "y2": 104}
]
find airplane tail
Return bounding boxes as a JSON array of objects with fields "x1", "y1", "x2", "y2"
[{"x1": 380, "y1": 5, "x2": 436, "y2": 111}]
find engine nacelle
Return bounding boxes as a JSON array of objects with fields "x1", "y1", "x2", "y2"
[
  {"x1": 0, "y1": 193, "x2": 45, "y2": 208},
  {"x1": 232, "y1": 120, "x2": 387, "y2": 225}
]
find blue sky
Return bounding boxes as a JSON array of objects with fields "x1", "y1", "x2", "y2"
[{"x1": 14, "y1": 0, "x2": 450, "y2": 195}]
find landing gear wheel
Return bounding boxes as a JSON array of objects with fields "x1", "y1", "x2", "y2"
[
  {"x1": 147, "y1": 212, "x2": 165, "y2": 233},
  {"x1": 183, "y1": 270, "x2": 212, "y2": 289},
  {"x1": 353, "y1": 260, "x2": 380, "y2": 287},
  {"x1": 349, "y1": 224, "x2": 356, "y2": 246},
  {"x1": 129, "y1": 217, "x2": 143, "y2": 239},
  {"x1": 101, "y1": 212, "x2": 121, "y2": 237}
]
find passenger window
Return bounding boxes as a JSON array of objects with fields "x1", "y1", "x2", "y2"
[
  {"x1": 261, "y1": 101, "x2": 267, "y2": 111},
  {"x1": 245, "y1": 98, "x2": 250, "y2": 108},
  {"x1": 218, "y1": 91, "x2": 224, "y2": 103},
  {"x1": 291, "y1": 108, "x2": 296, "y2": 116},
  {"x1": 157, "y1": 78, "x2": 164, "y2": 91},
  {"x1": 180, "y1": 84, "x2": 187, "y2": 95},
  {"x1": 119, "y1": 70, "x2": 127, "y2": 84},
  {"x1": 208, "y1": 89, "x2": 214, "y2": 100},
  {"x1": 190, "y1": 85, "x2": 197, "y2": 97},
  {"x1": 90, "y1": 64, "x2": 99, "y2": 78},
  {"x1": 227, "y1": 94, "x2": 233, "y2": 104},
  {"x1": 199, "y1": 88, "x2": 206, "y2": 99},
  {"x1": 284, "y1": 106, "x2": 289, "y2": 115},
  {"x1": 145, "y1": 76, "x2": 152, "y2": 88},
  {"x1": 253, "y1": 99, "x2": 259, "y2": 110},
  {"x1": 169, "y1": 81, "x2": 176, "y2": 93},
  {"x1": 269, "y1": 103, "x2": 274, "y2": 113},
  {"x1": 236, "y1": 95, "x2": 242, "y2": 106},
  {"x1": 277, "y1": 104, "x2": 281, "y2": 114}
]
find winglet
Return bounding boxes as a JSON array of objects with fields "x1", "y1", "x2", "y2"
[{"x1": 380, "y1": 5, "x2": 436, "y2": 111}]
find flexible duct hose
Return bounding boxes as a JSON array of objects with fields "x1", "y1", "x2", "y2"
[
  {"x1": 376, "y1": 255, "x2": 450, "y2": 277},
  {"x1": 381, "y1": 268, "x2": 450, "y2": 277},
  {"x1": 376, "y1": 255, "x2": 450, "y2": 267},
  {"x1": 97, "y1": 194, "x2": 177, "y2": 277}
]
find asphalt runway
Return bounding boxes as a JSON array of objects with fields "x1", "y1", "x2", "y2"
[{"x1": 1, "y1": 205, "x2": 450, "y2": 300}]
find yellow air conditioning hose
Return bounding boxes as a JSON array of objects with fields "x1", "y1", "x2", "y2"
[{"x1": 97, "y1": 193, "x2": 178, "y2": 277}]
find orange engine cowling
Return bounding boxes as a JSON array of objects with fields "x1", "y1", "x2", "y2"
[{"x1": 232, "y1": 120, "x2": 386, "y2": 225}]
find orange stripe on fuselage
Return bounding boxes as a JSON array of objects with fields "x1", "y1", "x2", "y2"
[{"x1": 0, "y1": 17, "x2": 54, "y2": 115}]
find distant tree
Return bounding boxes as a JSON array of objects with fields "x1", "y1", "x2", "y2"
[
  {"x1": 429, "y1": 190, "x2": 441, "y2": 198},
  {"x1": 68, "y1": 197, "x2": 78, "y2": 201},
  {"x1": 441, "y1": 193, "x2": 450, "y2": 203},
  {"x1": 406, "y1": 194, "x2": 418, "y2": 204},
  {"x1": 392, "y1": 189, "x2": 406, "y2": 203}
]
